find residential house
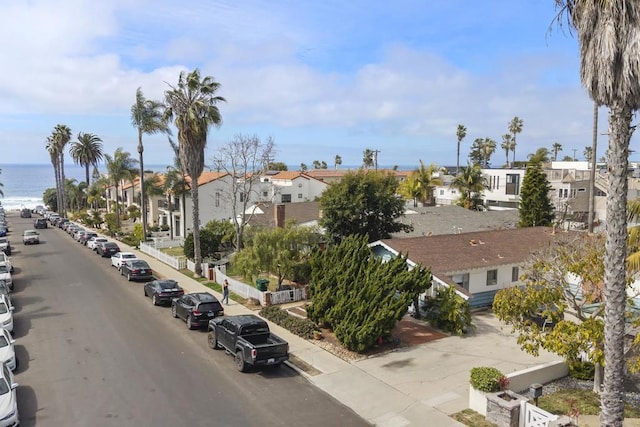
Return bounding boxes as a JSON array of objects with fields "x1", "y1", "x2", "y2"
[
  {"x1": 370, "y1": 227, "x2": 562, "y2": 309},
  {"x1": 245, "y1": 201, "x2": 322, "y2": 229},
  {"x1": 257, "y1": 171, "x2": 327, "y2": 204}
]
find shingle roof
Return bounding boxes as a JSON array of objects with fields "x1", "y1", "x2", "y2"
[{"x1": 381, "y1": 226, "x2": 560, "y2": 277}]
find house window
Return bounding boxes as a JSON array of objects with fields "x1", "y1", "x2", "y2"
[
  {"x1": 439, "y1": 190, "x2": 444, "y2": 196},
  {"x1": 263, "y1": 191, "x2": 268, "y2": 198},
  {"x1": 281, "y1": 194, "x2": 292, "y2": 203},
  {"x1": 215, "y1": 192, "x2": 220, "y2": 207},
  {"x1": 512, "y1": 266, "x2": 519, "y2": 282},
  {"x1": 452, "y1": 273, "x2": 470, "y2": 291},
  {"x1": 298, "y1": 193, "x2": 303, "y2": 199},
  {"x1": 505, "y1": 174, "x2": 520, "y2": 195},
  {"x1": 487, "y1": 269, "x2": 498, "y2": 286},
  {"x1": 239, "y1": 192, "x2": 245, "y2": 202}
]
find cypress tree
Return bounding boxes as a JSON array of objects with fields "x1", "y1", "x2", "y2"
[{"x1": 519, "y1": 162, "x2": 554, "y2": 227}]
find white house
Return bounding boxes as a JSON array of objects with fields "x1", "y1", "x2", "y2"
[{"x1": 370, "y1": 227, "x2": 562, "y2": 309}]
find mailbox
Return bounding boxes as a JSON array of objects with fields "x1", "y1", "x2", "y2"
[{"x1": 530, "y1": 383, "x2": 543, "y2": 398}]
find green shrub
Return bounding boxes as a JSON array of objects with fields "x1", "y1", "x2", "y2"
[
  {"x1": 470, "y1": 367, "x2": 504, "y2": 392},
  {"x1": 160, "y1": 224, "x2": 170, "y2": 231},
  {"x1": 569, "y1": 360, "x2": 595, "y2": 381},
  {"x1": 423, "y1": 286, "x2": 473, "y2": 336},
  {"x1": 259, "y1": 306, "x2": 318, "y2": 340},
  {"x1": 291, "y1": 261, "x2": 312, "y2": 285},
  {"x1": 120, "y1": 234, "x2": 139, "y2": 247}
]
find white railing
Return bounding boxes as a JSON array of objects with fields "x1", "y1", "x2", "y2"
[
  {"x1": 270, "y1": 288, "x2": 307, "y2": 305},
  {"x1": 186, "y1": 259, "x2": 209, "y2": 274},
  {"x1": 149, "y1": 237, "x2": 184, "y2": 249},
  {"x1": 520, "y1": 401, "x2": 558, "y2": 427},
  {"x1": 139, "y1": 242, "x2": 186, "y2": 270}
]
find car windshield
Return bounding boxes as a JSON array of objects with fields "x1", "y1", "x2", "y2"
[
  {"x1": 123, "y1": 254, "x2": 136, "y2": 259},
  {"x1": 105, "y1": 243, "x2": 118, "y2": 248},
  {"x1": 0, "y1": 239, "x2": 6, "y2": 244},
  {"x1": 0, "y1": 302, "x2": 8, "y2": 314},
  {"x1": 198, "y1": 302, "x2": 221, "y2": 312},
  {"x1": 159, "y1": 281, "x2": 178, "y2": 290},
  {"x1": 0, "y1": 266, "x2": 7, "y2": 274},
  {"x1": 0, "y1": 378, "x2": 9, "y2": 396},
  {"x1": 24, "y1": 231, "x2": 37, "y2": 236},
  {"x1": 130, "y1": 261, "x2": 149, "y2": 268}
]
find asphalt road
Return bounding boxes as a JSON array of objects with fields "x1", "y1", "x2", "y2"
[{"x1": 7, "y1": 213, "x2": 368, "y2": 427}]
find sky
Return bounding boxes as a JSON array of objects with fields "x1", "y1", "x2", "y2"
[{"x1": 0, "y1": 0, "x2": 626, "y2": 169}]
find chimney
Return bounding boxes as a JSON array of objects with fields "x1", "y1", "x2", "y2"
[{"x1": 275, "y1": 204, "x2": 285, "y2": 228}]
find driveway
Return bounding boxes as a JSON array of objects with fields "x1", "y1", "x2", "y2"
[{"x1": 352, "y1": 310, "x2": 560, "y2": 415}]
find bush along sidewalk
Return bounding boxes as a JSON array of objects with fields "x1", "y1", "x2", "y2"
[{"x1": 260, "y1": 306, "x2": 319, "y2": 340}]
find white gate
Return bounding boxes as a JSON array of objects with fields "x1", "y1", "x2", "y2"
[
  {"x1": 269, "y1": 288, "x2": 307, "y2": 305},
  {"x1": 520, "y1": 401, "x2": 558, "y2": 427}
]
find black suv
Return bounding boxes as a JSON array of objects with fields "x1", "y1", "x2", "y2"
[
  {"x1": 34, "y1": 218, "x2": 47, "y2": 229},
  {"x1": 171, "y1": 292, "x2": 224, "y2": 330}
]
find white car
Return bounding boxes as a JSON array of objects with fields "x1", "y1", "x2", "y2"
[
  {"x1": 0, "y1": 361, "x2": 19, "y2": 426},
  {"x1": 0, "y1": 329, "x2": 16, "y2": 372},
  {"x1": 0, "y1": 266, "x2": 10, "y2": 292},
  {"x1": 87, "y1": 237, "x2": 108, "y2": 251},
  {"x1": 22, "y1": 230, "x2": 40, "y2": 245},
  {"x1": 0, "y1": 296, "x2": 13, "y2": 334},
  {"x1": 111, "y1": 252, "x2": 138, "y2": 269},
  {"x1": 0, "y1": 254, "x2": 12, "y2": 274}
]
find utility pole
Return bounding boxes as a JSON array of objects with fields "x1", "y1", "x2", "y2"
[
  {"x1": 373, "y1": 150, "x2": 380, "y2": 171},
  {"x1": 572, "y1": 149, "x2": 577, "y2": 161}
]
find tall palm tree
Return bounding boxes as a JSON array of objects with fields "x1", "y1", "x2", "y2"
[
  {"x1": 551, "y1": 142, "x2": 563, "y2": 161},
  {"x1": 508, "y1": 116, "x2": 524, "y2": 168},
  {"x1": 53, "y1": 124, "x2": 72, "y2": 215},
  {"x1": 362, "y1": 149, "x2": 374, "y2": 169},
  {"x1": 105, "y1": 148, "x2": 138, "y2": 231},
  {"x1": 588, "y1": 101, "x2": 599, "y2": 233},
  {"x1": 556, "y1": 1, "x2": 640, "y2": 423},
  {"x1": 69, "y1": 132, "x2": 103, "y2": 185},
  {"x1": 451, "y1": 163, "x2": 486, "y2": 210},
  {"x1": 480, "y1": 137, "x2": 497, "y2": 167},
  {"x1": 45, "y1": 135, "x2": 62, "y2": 212},
  {"x1": 501, "y1": 134, "x2": 514, "y2": 167},
  {"x1": 163, "y1": 69, "x2": 225, "y2": 277},
  {"x1": 334, "y1": 155, "x2": 342, "y2": 170},
  {"x1": 131, "y1": 87, "x2": 171, "y2": 241},
  {"x1": 167, "y1": 136, "x2": 188, "y2": 239},
  {"x1": 456, "y1": 124, "x2": 467, "y2": 174}
]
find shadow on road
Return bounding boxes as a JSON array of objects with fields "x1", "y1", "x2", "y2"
[
  {"x1": 14, "y1": 344, "x2": 29, "y2": 374},
  {"x1": 16, "y1": 385, "x2": 37, "y2": 427}
]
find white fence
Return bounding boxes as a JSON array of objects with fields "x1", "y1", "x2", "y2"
[
  {"x1": 149, "y1": 237, "x2": 184, "y2": 249},
  {"x1": 520, "y1": 402, "x2": 558, "y2": 427},
  {"x1": 214, "y1": 268, "x2": 266, "y2": 304},
  {"x1": 270, "y1": 288, "x2": 307, "y2": 305},
  {"x1": 186, "y1": 259, "x2": 210, "y2": 275},
  {"x1": 139, "y1": 242, "x2": 186, "y2": 270}
]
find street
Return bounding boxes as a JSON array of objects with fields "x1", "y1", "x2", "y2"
[{"x1": 8, "y1": 213, "x2": 367, "y2": 427}]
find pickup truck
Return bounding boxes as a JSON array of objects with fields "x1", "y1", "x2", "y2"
[{"x1": 208, "y1": 314, "x2": 289, "y2": 372}]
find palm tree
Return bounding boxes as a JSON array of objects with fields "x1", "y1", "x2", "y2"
[
  {"x1": 131, "y1": 87, "x2": 171, "y2": 241},
  {"x1": 508, "y1": 116, "x2": 524, "y2": 168},
  {"x1": 414, "y1": 161, "x2": 443, "y2": 205},
  {"x1": 452, "y1": 164, "x2": 486, "y2": 210},
  {"x1": 105, "y1": 148, "x2": 138, "y2": 231},
  {"x1": 398, "y1": 175, "x2": 422, "y2": 207},
  {"x1": 552, "y1": 142, "x2": 563, "y2": 161},
  {"x1": 527, "y1": 148, "x2": 550, "y2": 164},
  {"x1": 362, "y1": 149, "x2": 374, "y2": 169},
  {"x1": 163, "y1": 69, "x2": 225, "y2": 277},
  {"x1": 556, "y1": 1, "x2": 640, "y2": 422},
  {"x1": 456, "y1": 124, "x2": 467, "y2": 175},
  {"x1": 334, "y1": 155, "x2": 342, "y2": 169},
  {"x1": 584, "y1": 146, "x2": 593, "y2": 163},
  {"x1": 501, "y1": 134, "x2": 514, "y2": 167},
  {"x1": 53, "y1": 124, "x2": 72, "y2": 215},
  {"x1": 69, "y1": 132, "x2": 103, "y2": 185},
  {"x1": 46, "y1": 135, "x2": 62, "y2": 212},
  {"x1": 481, "y1": 137, "x2": 497, "y2": 167}
]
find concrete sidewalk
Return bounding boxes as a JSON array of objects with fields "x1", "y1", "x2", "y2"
[{"x1": 121, "y1": 241, "x2": 561, "y2": 426}]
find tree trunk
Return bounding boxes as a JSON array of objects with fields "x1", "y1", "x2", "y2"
[
  {"x1": 85, "y1": 164, "x2": 90, "y2": 186},
  {"x1": 181, "y1": 193, "x2": 187, "y2": 239},
  {"x1": 588, "y1": 101, "x2": 598, "y2": 233},
  {"x1": 115, "y1": 182, "x2": 120, "y2": 231},
  {"x1": 601, "y1": 103, "x2": 631, "y2": 427},
  {"x1": 594, "y1": 361, "x2": 604, "y2": 394},
  {"x1": 60, "y1": 153, "x2": 66, "y2": 217},
  {"x1": 138, "y1": 131, "x2": 147, "y2": 243},
  {"x1": 191, "y1": 181, "x2": 202, "y2": 277},
  {"x1": 456, "y1": 141, "x2": 460, "y2": 175}
]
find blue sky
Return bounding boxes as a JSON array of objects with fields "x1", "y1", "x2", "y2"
[{"x1": 0, "y1": 1, "x2": 622, "y2": 168}]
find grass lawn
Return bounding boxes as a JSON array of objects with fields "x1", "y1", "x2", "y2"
[
  {"x1": 450, "y1": 409, "x2": 496, "y2": 426},
  {"x1": 160, "y1": 246, "x2": 184, "y2": 257},
  {"x1": 538, "y1": 388, "x2": 640, "y2": 418}
]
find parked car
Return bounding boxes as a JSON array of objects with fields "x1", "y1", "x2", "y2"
[
  {"x1": 0, "y1": 264, "x2": 12, "y2": 292},
  {"x1": 0, "y1": 296, "x2": 14, "y2": 334},
  {"x1": 0, "y1": 239, "x2": 10, "y2": 256},
  {"x1": 144, "y1": 279, "x2": 184, "y2": 306},
  {"x1": 19, "y1": 208, "x2": 31, "y2": 218},
  {"x1": 33, "y1": 218, "x2": 47, "y2": 229},
  {"x1": 208, "y1": 315, "x2": 289, "y2": 372},
  {"x1": 87, "y1": 237, "x2": 108, "y2": 251},
  {"x1": 119, "y1": 260, "x2": 153, "y2": 282},
  {"x1": 22, "y1": 230, "x2": 40, "y2": 245},
  {"x1": 79, "y1": 231, "x2": 97, "y2": 245},
  {"x1": 74, "y1": 229, "x2": 87, "y2": 242},
  {"x1": 0, "y1": 284, "x2": 12, "y2": 309},
  {"x1": 111, "y1": 252, "x2": 137, "y2": 269},
  {"x1": 171, "y1": 292, "x2": 224, "y2": 330},
  {"x1": 98, "y1": 242, "x2": 120, "y2": 258},
  {"x1": 0, "y1": 361, "x2": 19, "y2": 425},
  {"x1": 0, "y1": 329, "x2": 17, "y2": 372},
  {"x1": 0, "y1": 253, "x2": 13, "y2": 274},
  {"x1": 0, "y1": 227, "x2": 6, "y2": 238}
]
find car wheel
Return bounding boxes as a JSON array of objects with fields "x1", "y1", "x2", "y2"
[
  {"x1": 186, "y1": 315, "x2": 195, "y2": 330},
  {"x1": 235, "y1": 351, "x2": 247, "y2": 372},
  {"x1": 127, "y1": 273, "x2": 132, "y2": 282},
  {"x1": 171, "y1": 304, "x2": 178, "y2": 318},
  {"x1": 208, "y1": 330, "x2": 220, "y2": 349},
  {"x1": 152, "y1": 294, "x2": 159, "y2": 306}
]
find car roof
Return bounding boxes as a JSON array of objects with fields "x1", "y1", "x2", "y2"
[
  {"x1": 190, "y1": 292, "x2": 217, "y2": 302},
  {"x1": 118, "y1": 252, "x2": 136, "y2": 257},
  {"x1": 104, "y1": 242, "x2": 119, "y2": 247}
]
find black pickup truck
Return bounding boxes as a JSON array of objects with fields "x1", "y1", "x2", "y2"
[{"x1": 208, "y1": 315, "x2": 289, "y2": 372}]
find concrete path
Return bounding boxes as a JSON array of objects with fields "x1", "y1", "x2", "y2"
[{"x1": 120, "y1": 241, "x2": 562, "y2": 426}]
